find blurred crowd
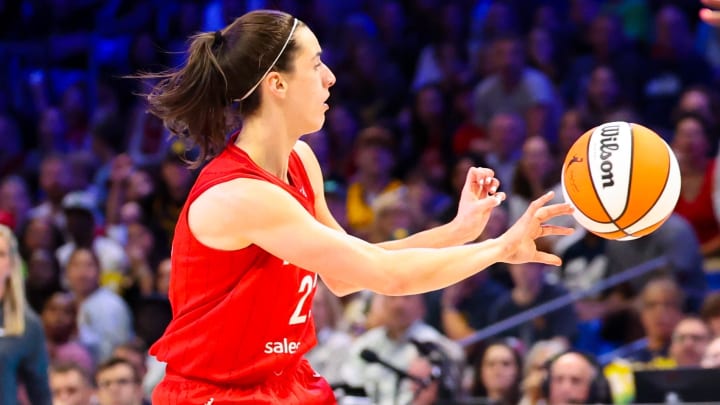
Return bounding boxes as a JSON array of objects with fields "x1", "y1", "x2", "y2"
[{"x1": 3, "y1": 0, "x2": 720, "y2": 404}]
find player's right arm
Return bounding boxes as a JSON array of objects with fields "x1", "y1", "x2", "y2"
[{"x1": 188, "y1": 179, "x2": 573, "y2": 296}]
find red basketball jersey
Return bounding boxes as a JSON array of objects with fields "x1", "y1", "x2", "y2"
[{"x1": 149, "y1": 141, "x2": 321, "y2": 386}]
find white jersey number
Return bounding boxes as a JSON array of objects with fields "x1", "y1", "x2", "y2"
[{"x1": 289, "y1": 274, "x2": 317, "y2": 325}]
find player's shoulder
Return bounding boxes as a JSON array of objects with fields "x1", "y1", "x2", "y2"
[{"x1": 293, "y1": 139, "x2": 316, "y2": 162}]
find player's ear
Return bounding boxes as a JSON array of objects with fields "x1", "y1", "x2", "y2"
[{"x1": 266, "y1": 72, "x2": 287, "y2": 97}]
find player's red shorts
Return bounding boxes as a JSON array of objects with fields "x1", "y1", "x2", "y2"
[{"x1": 152, "y1": 358, "x2": 336, "y2": 404}]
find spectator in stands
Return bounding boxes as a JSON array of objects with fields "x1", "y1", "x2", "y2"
[
  {"x1": 0, "y1": 224, "x2": 52, "y2": 405},
  {"x1": 145, "y1": 150, "x2": 194, "y2": 250},
  {"x1": 542, "y1": 351, "x2": 612, "y2": 405},
  {"x1": 556, "y1": 108, "x2": 585, "y2": 160},
  {"x1": 562, "y1": 13, "x2": 643, "y2": 109},
  {"x1": 28, "y1": 155, "x2": 73, "y2": 231},
  {"x1": 672, "y1": 85, "x2": 720, "y2": 137},
  {"x1": 470, "y1": 340, "x2": 523, "y2": 405},
  {"x1": 701, "y1": 336, "x2": 720, "y2": 367},
  {"x1": 672, "y1": 112, "x2": 720, "y2": 259},
  {"x1": 472, "y1": 35, "x2": 560, "y2": 140},
  {"x1": 641, "y1": 4, "x2": 714, "y2": 133},
  {"x1": 57, "y1": 190, "x2": 128, "y2": 292},
  {"x1": 624, "y1": 276, "x2": 683, "y2": 364},
  {"x1": 345, "y1": 126, "x2": 404, "y2": 237},
  {"x1": 365, "y1": 187, "x2": 417, "y2": 243},
  {"x1": 488, "y1": 262, "x2": 578, "y2": 347},
  {"x1": 519, "y1": 339, "x2": 568, "y2": 405},
  {"x1": 305, "y1": 281, "x2": 352, "y2": 387},
  {"x1": 701, "y1": 291, "x2": 720, "y2": 336},
  {"x1": 669, "y1": 316, "x2": 713, "y2": 367},
  {"x1": 48, "y1": 361, "x2": 95, "y2": 405},
  {"x1": 340, "y1": 294, "x2": 464, "y2": 405},
  {"x1": 25, "y1": 249, "x2": 62, "y2": 313},
  {"x1": 575, "y1": 64, "x2": 638, "y2": 129},
  {"x1": 433, "y1": 267, "x2": 508, "y2": 342},
  {"x1": 112, "y1": 340, "x2": 159, "y2": 403},
  {"x1": 0, "y1": 175, "x2": 32, "y2": 234},
  {"x1": 482, "y1": 112, "x2": 527, "y2": 189},
  {"x1": 0, "y1": 114, "x2": 26, "y2": 179},
  {"x1": 95, "y1": 357, "x2": 145, "y2": 405},
  {"x1": 66, "y1": 247, "x2": 132, "y2": 364},
  {"x1": 41, "y1": 291, "x2": 94, "y2": 374},
  {"x1": 19, "y1": 216, "x2": 64, "y2": 263},
  {"x1": 604, "y1": 213, "x2": 706, "y2": 312}
]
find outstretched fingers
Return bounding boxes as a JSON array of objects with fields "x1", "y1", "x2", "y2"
[
  {"x1": 534, "y1": 251, "x2": 562, "y2": 266},
  {"x1": 535, "y1": 203, "x2": 575, "y2": 223},
  {"x1": 538, "y1": 224, "x2": 575, "y2": 238}
]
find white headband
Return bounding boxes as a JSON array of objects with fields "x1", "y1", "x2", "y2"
[{"x1": 236, "y1": 18, "x2": 299, "y2": 101}]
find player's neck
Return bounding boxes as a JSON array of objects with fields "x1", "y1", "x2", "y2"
[{"x1": 235, "y1": 114, "x2": 296, "y2": 181}]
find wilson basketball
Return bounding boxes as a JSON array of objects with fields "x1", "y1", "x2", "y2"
[{"x1": 560, "y1": 121, "x2": 681, "y2": 241}]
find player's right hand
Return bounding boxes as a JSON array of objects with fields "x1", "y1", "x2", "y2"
[{"x1": 498, "y1": 191, "x2": 574, "y2": 266}]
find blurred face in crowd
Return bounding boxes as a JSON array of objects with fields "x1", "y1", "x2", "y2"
[
  {"x1": 42, "y1": 292, "x2": 76, "y2": 342},
  {"x1": 481, "y1": 344, "x2": 519, "y2": 399},
  {"x1": 39, "y1": 157, "x2": 72, "y2": 203},
  {"x1": 494, "y1": 38, "x2": 524, "y2": 77},
  {"x1": 520, "y1": 136, "x2": 554, "y2": 185},
  {"x1": 381, "y1": 295, "x2": 424, "y2": 338},
  {"x1": 587, "y1": 66, "x2": 619, "y2": 110},
  {"x1": 27, "y1": 249, "x2": 59, "y2": 289},
  {"x1": 156, "y1": 258, "x2": 171, "y2": 295},
  {"x1": 50, "y1": 368, "x2": 94, "y2": 405},
  {"x1": 640, "y1": 280, "x2": 683, "y2": 343},
  {"x1": 24, "y1": 217, "x2": 59, "y2": 252},
  {"x1": 66, "y1": 248, "x2": 100, "y2": 298},
  {"x1": 0, "y1": 177, "x2": 31, "y2": 222},
  {"x1": 126, "y1": 170, "x2": 154, "y2": 202},
  {"x1": 416, "y1": 86, "x2": 444, "y2": 123},
  {"x1": 678, "y1": 89, "x2": 713, "y2": 121},
  {"x1": 701, "y1": 337, "x2": 720, "y2": 368},
  {"x1": 509, "y1": 262, "x2": 544, "y2": 292},
  {"x1": 96, "y1": 363, "x2": 144, "y2": 405},
  {"x1": 670, "y1": 318, "x2": 712, "y2": 367},
  {"x1": 672, "y1": 117, "x2": 710, "y2": 168},
  {"x1": 558, "y1": 110, "x2": 584, "y2": 155},
  {"x1": 488, "y1": 113, "x2": 525, "y2": 160},
  {"x1": 548, "y1": 353, "x2": 595, "y2": 405},
  {"x1": 113, "y1": 347, "x2": 147, "y2": 380}
]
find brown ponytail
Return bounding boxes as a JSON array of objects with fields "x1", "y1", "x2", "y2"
[{"x1": 134, "y1": 10, "x2": 302, "y2": 167}]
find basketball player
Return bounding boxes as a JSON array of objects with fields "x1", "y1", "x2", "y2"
[{"x1": 139, "y1": 10, "x2": 574, "y2": 405}]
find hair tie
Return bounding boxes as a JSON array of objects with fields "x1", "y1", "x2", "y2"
[{"x1": 213, "y1": 30, "x2": 224, "y2": 48}]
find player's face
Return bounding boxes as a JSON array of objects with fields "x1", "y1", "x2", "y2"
[{"x1": 283, "y1": 26, "x2": 336, "y2": 135}]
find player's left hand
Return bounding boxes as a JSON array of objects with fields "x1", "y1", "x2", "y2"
[{"x1": 453, "y1": 167, "x2": 506, "y2": 242}]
